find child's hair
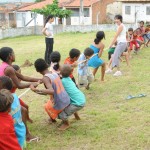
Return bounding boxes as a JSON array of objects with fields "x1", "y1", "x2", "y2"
[
  {"x1": 114, "y1": 14, "x2": 123, "y2": 22},
  {"x1": 84, "y1": 48, "x2": 94, "y2": 57},
  {"x1": 61, "y1": 64, "x2": 72, "y2": 78},
  {"x1": 12, "y1": 64, "x2": 20, "y2": 71},
  {"x1": 128, "y1": 28, "x2": 133, "y2": 32},
  {"x1": 50, "y1": 51, "x2": 61, "y2": 71},
  {"x1": 0, "y1": 47, "x2": 13, "y2": 62},
  {"x1": 69, "y1": 48, "x2": 80, "y2": 59},
  {"x1": 94, "y1": 31, "x2": 105, "y2": 44},
  {"x1": 140, "y1": 21, "x2": 144, "y2": 25},
  {"x1": 0, "y1": 76, "x2": 13, "y2": 91},
  {"x1": 44, "y1": 15, "x2": 54, "y2": 27},
  {"x1": 0, "y1": 89, "x2": 14, "y2": 112},
  {"x1": 34, "y1": 58, "x2": 49, "y2": 72}
]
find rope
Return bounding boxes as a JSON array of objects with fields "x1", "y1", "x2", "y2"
[{"x1": 18, "y1": 88, "x2": 30, "y2": 98}]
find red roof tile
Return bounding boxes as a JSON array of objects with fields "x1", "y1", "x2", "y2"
[{"x1": 18, "y1": 0, "x2": 99, "y2": 11}]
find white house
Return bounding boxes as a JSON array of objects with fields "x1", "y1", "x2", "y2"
[{"x1": 118, "y1": 0, "x2": 150, "y2": 24}]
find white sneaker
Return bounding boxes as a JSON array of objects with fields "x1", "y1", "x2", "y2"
[
  {"x1": 113, "y1": 71, "x2": 122, "y2": 77},
  {"x1": 105, "y1": 69, "x2": 113, "y2": 74}
]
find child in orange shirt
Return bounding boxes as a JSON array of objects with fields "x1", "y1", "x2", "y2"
[{"x1": 64, "y1": 48, "x2": 80, "y2": 85}]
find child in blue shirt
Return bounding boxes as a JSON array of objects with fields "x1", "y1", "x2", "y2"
[
  {"x1": 0, "y1": 76, "x2": 26, "y2": 149},
  {"x1": 78, "y1": 48, "x2": 94, "y2": 89},
  {"x1": 58, "y1": 64, "x2": 86, "y2": 130}
]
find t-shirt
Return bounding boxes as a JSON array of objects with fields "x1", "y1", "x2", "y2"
[
  {"x1": 62, "y1": 77, "x2": 86, "y2": 106},
  {"x1": 45, "y1": 22, "x2": 54, "y2": 38},
  {"x1": 64, "y1": 57, "x2": 75, "y2": 78},
  {"x1": 117, "y1": 23, "x2": 127, "y2": 43},
  {"x1": 10, "y1": 93, "x2": 26, "y2": 149},
  {"x1": 78, "y1": 53, "x2": 88, "y2": 76},
  {"x1": 0, "y1": 112, "x2": 21, "y2": 150}
]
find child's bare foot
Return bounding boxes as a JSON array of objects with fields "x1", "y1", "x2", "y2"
[
  {"x1": 58, "y1": 121, "x2": 70, "y2": 131},
  {"x1": 27, "y1": 118, "x2": 33, "y2": 123},
  {"x1": 74, "y1": 112, "x2": 81, "y2": 120},
  {"x1": 48, "y1": 118, "x2": 57, "y2": 124},
  {"x1": 85, "y1": 84, "x2": 90, "y2": 90},
  {"x1": 26, "y1": 134, "x2": 40, "y2": 143}
]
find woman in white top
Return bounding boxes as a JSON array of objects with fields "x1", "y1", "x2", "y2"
[
  {"x1": 106, "y1": 15, "x2": 127, "y2": 76},
  {"x1": 42, "y1": 15, "x2": 54, "y2": 65}
]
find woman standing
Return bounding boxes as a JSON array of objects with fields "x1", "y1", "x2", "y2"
[
  {"x1": 88, "y1": 31, "x2": 106, "y2": 81},
  {"x1": 106, "y1": 15, "x2": 127, "y2": 76},
  {"x1": 42, "y1": 15, "x2": 54, "y2": 65}
]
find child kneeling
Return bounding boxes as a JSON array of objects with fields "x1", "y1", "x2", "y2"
[
  {"x1": 78, "y1": 48, "x2": 94, "y2": 89},
  {"x1": 58, "y1": 64, "x2": 86, "y2": 130}
]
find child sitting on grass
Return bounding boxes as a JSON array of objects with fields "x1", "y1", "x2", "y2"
[
  {"x1": 30, "y1": 58, "x2": 70, "y2": 124},
  {"x1": 58, "y1": 64, "x2": 86, "y2": 130},
  {"x1": 0, "y1": 76, "x2": 26, "y2": 149},
  {"x1": 0, "y1": 89, "x2": 22, "y2": 150},
  {"x1": 12, "y1": 64, "x2": 33, "y2": 123},
  {"x1": 64, "y1": 48, "x2": 80, "y2": 85},
  {"x1": 78, "y1": 48, "x2": 94, "y2": 89}
]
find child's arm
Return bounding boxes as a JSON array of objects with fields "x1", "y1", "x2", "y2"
[
  {"x1": 30, "y1": 76, "x2": 54, "y2": 95},
  {"x1": 5, "y1": 67, "x2": 36, "y2": 89},
  {"x1": 15, "y1": 71, "x2": 42, "y2": 82},
  {"x1": 98, "y1": 43, "x2": 105, "y2": 57}
]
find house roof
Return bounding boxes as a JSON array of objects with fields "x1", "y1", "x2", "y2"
[
  {"x1": 18, "y1": 0, "x2": 100, "y2": 11},
  {"x1": 118, "y1": 0, "x2": 150, "y2": 2}
]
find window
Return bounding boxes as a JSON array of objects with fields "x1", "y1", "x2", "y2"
[
  {"x1": 70, "y1": 8, "x2": 79, "y2": 17},
  {"x1": 146, "y1": 6, "x2": 150, "y2": 15},
  {"x1": 9, "y1": 13, "x2": 15, "y2": 21},
  {"x1": 84, "y1": 8, "x2": 89, "y2": 17},
  {"x1": 125, "y1": 6, "x2": 131, "y2": 15},
  {"x1": 0, "y1": 13, "x2": 5, "y2": 21}
]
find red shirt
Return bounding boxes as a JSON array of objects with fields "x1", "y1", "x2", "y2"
[
  {"x1": 64, "y1": 57, "x2": 75, "y2": 79},
  {"x1": 0, "y1": 112, "x2": 21, "y2": 150}
]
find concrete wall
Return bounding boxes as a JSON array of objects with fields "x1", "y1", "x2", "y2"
[{"x1": 0, "y1": 24, "x2": 138, "y2": 39}]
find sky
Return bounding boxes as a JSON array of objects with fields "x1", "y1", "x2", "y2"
[{"x1": 0, "y1": 0, "x2": 35, "y2": 3}]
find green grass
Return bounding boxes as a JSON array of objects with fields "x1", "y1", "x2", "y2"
[{"x1": 0, "y1": 32, "x2": 150, "y2": 150}]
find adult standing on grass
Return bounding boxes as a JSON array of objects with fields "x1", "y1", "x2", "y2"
[
  {"x1": 42, "y1": 15, "x2": 54, "y2": 65},
  {"x1": 105, "y1": 15, "x2": 127, "y2": 76}
]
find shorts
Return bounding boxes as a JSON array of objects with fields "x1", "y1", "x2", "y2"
[
  {"x1": 58, "y1": 104, "x2": 84, "y2": 120},
  {"x1": 78, "y1": 70, "x2": 94, "y2": 88}
]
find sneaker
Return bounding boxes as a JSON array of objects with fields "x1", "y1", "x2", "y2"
[
  {"x1": 105, "y1": 68, "x2": 113, "y2": 74},
  {"x1": 113, "y1": 71, "x2": 122, "y2": 77}
]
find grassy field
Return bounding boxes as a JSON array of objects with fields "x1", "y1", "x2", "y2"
[{"x1": 0, "y1": 32, "x2": 150, "y2": 150}]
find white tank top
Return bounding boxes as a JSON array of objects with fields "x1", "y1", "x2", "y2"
[{"x1": 117, "y1": 23, "x2": 127, "y2": 43}]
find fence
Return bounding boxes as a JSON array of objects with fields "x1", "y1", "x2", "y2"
[{"x1": 0, "y1": 24, "x2": 137, "y2": 39}]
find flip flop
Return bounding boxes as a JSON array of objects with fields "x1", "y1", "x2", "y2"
[
  {"x1": 137, "y1": 94, "x2": 147, "y2": 98},
  {"x1": 126, "y1": 95, "x2": 136, "y2": 100},
  {"x1": 27, "y1": 136, "x2": 40, "y2": 143}
]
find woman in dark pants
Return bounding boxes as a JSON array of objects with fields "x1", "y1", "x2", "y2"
[{"x1": 42, "y1": 15, "x2": 54, "y2": 65}]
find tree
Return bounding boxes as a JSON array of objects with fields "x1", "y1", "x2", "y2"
[
  {"x1": 35, "y1": 0, "x2": 44, "y2": 2},
  {"x1": 32, "y1": 0, "x2": 71, "y2": 19}
]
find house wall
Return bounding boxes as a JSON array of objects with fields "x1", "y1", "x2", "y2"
[
  {"x1": 122, "y1": 3, "x2": 150, "y2": 24},
  {"x1": 16, "y1": 11, "x2": 44, "y2": 27},
  {"x1": 92, "y1": 0, "x2": 116, "y2": 24}
]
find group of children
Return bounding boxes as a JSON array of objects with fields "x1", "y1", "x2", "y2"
[
  {"x1": 0, "y1": 19, "x2": 149, "y2": 149},
  {"x1": 0, "y1": 46, "x2": 93, "y2": 149}
]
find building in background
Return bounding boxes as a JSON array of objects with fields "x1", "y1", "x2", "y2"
[{"x1": 118, "y1": 0, "x2": 150, "y2": 24}]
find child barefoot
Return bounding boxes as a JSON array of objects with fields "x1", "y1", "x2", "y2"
[
  {"x1": 12, "y1": 64, "x2": 33, "y2": 123},
  {"x1": 64, "y1": 48, "x2": 80, "y2": 85},
  {"x1": 58, "y1": 64, "x2": 86, "y2": 131},
  {"x1": 30, "y1": 58, "x2": 70, "y2": 124},
  {"x1": 78, "y1": 48, "x2": 94, "y2": 89},
  {"x1": 0, "y1": 76, "x2": 26, "y2": 149},
  {"x1": 0, "y1": 89, "x2": 22, "y2": 150}
]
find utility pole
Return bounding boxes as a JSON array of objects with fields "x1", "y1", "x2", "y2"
[{"x1": 80, "y1": 0, "x2": 84, "y2": 25}]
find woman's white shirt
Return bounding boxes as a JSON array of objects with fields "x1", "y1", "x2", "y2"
[
  {"x1": 117, "y1": 23, "x2": 127, "y2": 43},
  {"x1": 45, "y1": 22, "x2": 54, "y2": 38}
]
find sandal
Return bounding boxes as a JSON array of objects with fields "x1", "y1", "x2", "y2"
[
  {"x1": 126, "y1": 95, "x2": 136, "y2": 100},
  {"x1": 137, "y1": 94, "x2": 147, "y2": 98},
  {"x1": 27, "y1": 136, "x2": 40, "y2": 143}
]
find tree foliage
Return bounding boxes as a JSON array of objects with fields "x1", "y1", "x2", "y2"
[
  {"x1": 35, "y1": 0, "x2": 44, "y2": 2},
  {"x1": 32, "y1": 0, "x2": 72, "y2": 18}
]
